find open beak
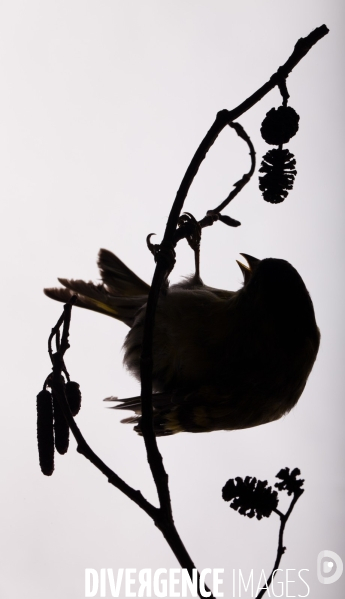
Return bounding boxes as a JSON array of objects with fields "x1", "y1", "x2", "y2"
[{"x1": 236, "y1": 253, "x2": 261, "y2": 284}]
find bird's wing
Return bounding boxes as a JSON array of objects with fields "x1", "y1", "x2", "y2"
[
  {"x1": 203, "y1": 285, "x2": 236, "y2": 300},
  {"x1": 98, "y1": 248, "x2": 150, "y2": 297}
]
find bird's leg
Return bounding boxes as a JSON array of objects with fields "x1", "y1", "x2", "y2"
[
  {"x1": 147, "y1": 213, "x2": 203, "y2": 288},
  {"x1": 178, "y1": 212, "x2": 203, "y2": 286},
  {"x1": 194, "y1": 239, "x2": 201, "y2": 282}
]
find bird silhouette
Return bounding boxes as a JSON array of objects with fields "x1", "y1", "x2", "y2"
[{"x1": 44, "y1": 249, "x2": 320, "y2": 435}]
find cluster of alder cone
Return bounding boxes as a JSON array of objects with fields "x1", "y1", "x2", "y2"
[
  {"x1": 259, "y1": 101, "x2": 300, "y2": 204},
  {"x1": 36, "y1": 380, "x2": 82, "y2": 476},
  {"x1": 222, "y1": 467, "x2": 304, "y2": 519}
]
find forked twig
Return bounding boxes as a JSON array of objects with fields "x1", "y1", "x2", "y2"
[
  {"x1": 256, "y1": 489, "x2": 304, "y2": 599},
  {"x1": 47, "y1": 301, "x2": 211, "y2": 597}
]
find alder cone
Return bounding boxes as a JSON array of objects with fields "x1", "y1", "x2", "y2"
[
  {"x1": 261, "y1": 106, "x2": 300, "y2": 145},
  {"x1": 222, "y1": 476, "x2": 279, "y2": 520},
  {"x1": 259, "y1": 148, "x2": 297, "y2": 204},
  {"x1": 53, "y1": 393, "x2": 69, "y2": 455},
  {"x1": 65, "y1": 381, "x2": 82, "y2": 416}
]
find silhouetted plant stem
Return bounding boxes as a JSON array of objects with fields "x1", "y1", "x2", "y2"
[
  {"x1": 164, "y1": 25, "x2": 328, "y2": 247},
  {"x1": 47, "y1": 301, "x2": 212, "y2": 598},
  {"x1": 139, "y1": 26, "x2": 327, "y2": 597},
  {"x1": 255, "y1": 489, "x2": 304, "y2": 599},
  {"x1": 211, "y1": 121, "x2": 256, "y2": 214}
]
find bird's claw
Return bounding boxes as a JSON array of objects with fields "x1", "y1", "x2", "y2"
[
  {"x1": 177, "y1": 212, "x2": 203, "y2": 283},
  {"x1": 146, "y1": 234, "x2": 176, "y2": 275},
  {"x1": 178, "y1": 212, "x2": 202, "y2": 252},
  {"x1": 146, "y1": 233, "x2": 160, "y2": 256}
]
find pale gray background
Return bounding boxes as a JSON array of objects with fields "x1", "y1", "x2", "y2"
[{"x1": 0, "y1": 1, "x2": 344, "y2": 598}]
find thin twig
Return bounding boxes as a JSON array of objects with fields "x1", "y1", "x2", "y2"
[
  {"x1": 48, "y1": 312, "x2": 64, "y2": 361},
  {"x1": 174, "y1": 121, "x2": 255, "y2": 244},
  {"x1": 255, "y1": 490, "x2": 304, "y2": 599},
  {"x1": 171, "y1": 25, "x2": 328, "y2": 246},
  {"x1": 210, "y1": 121, "x2": 256, "y2": 214},
  {"x1": 48, "y1": 303, "x2": 212, "y2": 599},
  {"x1": 162, "y1": 25, "x2": 328, "y2": 246},
  {"x1": 48, "y1": 304, "x2": 158, "y2": 520}
]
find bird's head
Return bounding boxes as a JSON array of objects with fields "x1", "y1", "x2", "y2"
[{"x1": 236, "y1": 253, "x2": 319, "y2": 344}]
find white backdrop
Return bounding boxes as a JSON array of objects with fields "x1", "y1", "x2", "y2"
[{"x1": 0, "y1": 2, "x2": 344, "y2": 598}]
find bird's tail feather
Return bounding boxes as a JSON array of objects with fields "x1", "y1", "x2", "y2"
[
  {"x1": 105, "y1": 393, "x2": 182, "y2": 436},
  {"x1": 98, "y1": 249, "x2": 150, "y2": 297},
  {"x1": 44, "y1": 249, "x2": 150, "y2": 326}
]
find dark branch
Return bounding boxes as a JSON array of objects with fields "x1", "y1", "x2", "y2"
[
  {"x1": 174, "y1": 120, "x2": 255, "y2": 245},
  {"x1": 255, "y1": 489, "x2": 304, "y2": 599},
  {"x1": 140, "y1": 22, "x2": 329, "y2": 473},
  {"x1": 210, "y1": 121, "x2": 256, "y2": 214},
  {"x1": 47, "y1": 302, "x2": 212, "y2": 599},
  {"x1": 48, "y1": 302, "x2": 158, "y2": 520},
  {"x1": 139, "y1": 26, "x2": 327, "y2": 598},
  {"x1": 169, "y1": 25, "x2": 328, "y2": 247},
  {"x1": 162, "y1": 25, "x2": 328, "y2": 247}
]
